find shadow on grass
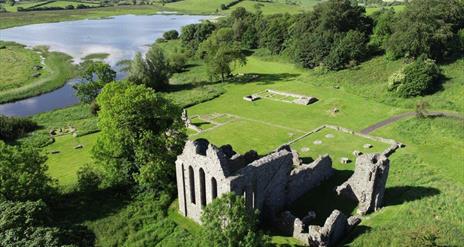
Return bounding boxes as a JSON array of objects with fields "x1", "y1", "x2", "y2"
[
  {"x1": 49, "y1": 185, "x2": 132, "y2": 225},
  {"x1": 383, "y1": 185, "x2": 440, "y2": 207},
  {"x1": 231, "y1": 73, "x2": 300, "y2": 85},
  {"x1": 340, "y1": 225, "x2": 372, "y2": 246}
]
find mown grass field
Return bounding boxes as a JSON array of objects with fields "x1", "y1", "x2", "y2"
[
  {"x1": 41, "y1": 0, "x2": 99, "y2": 8},
  {"x1": 44, "y1": 133, "x2": 98, "y2": 187},
  {"x1": 0, "y1": 43, "x2": 76, "y2": 103}
]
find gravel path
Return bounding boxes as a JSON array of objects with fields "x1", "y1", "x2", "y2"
[{"x1": 360, "y1": 111, "x2": 464, "y2": 134}]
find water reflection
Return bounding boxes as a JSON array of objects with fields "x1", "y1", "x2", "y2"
[{"x1": 0, "y1": 14, "x2": 210, "y2": 116}]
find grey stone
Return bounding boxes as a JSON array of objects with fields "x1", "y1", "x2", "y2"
[
  {"x1": 340, "y1": 157, "x2": 351, "y2": 164},
  {"x1": 50, "y1": 150, "x2": 60, "y2": 154},
  {"x1": 352, "y1": 150, "x2": 362, "y2": 157},
  {"x1": 336, "y1": 153, "x2": 390, "y2": 215},
  {"x1": 176, "y1": 139, "x2": 333, "y2": 223},
  {"x1": 243, "y1": 95, "x2": 260, "y2": 102},
  {"x1": 325, "y1": 134, "x2": 334, "y2": 139},
  {"x1": 300, "y1": 147, "x2": 310, "y2": 152},
  {"x1": 313, "y1": 140, "x2": 323, "y2": 145},
  {"x1": 74, "y1": 144, "x2": 83, "y2": 149},
  {"x1": 363, "y1": 144, "x2": 373, "y2": 149}
]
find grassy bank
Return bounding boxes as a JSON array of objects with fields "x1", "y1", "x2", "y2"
[{"x1": 0, "y1": 42, "x2": 76, "y2": 103}]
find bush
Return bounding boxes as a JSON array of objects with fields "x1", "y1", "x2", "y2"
[
  {"x1": 163, "y1": 30, "x2": 179, "y2": 40},
  {"x1": 76, "y1": 164, "x2": 102, "y2": 193},
  {"x1": 169, "y1": 53, "x2": 187, "y2": 73},
  {"x1": 388, "y1": 57, "x2": 442, "y2": 97},
  {"x1": 65, "y1": 4, "x2": 74, "y2": 9},
  {"x1": 0, "y1": 115, "x2": 39, "y2": 142}
]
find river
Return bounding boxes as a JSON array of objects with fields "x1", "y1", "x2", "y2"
[{"x1": 0, "y1": 14, "x2": 211, "y2": 116}]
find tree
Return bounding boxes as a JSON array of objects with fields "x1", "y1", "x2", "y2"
[
  {"x1": 6, "y1": 0, "x2": 14, "y2": 6},
  {"x1": 388, "y1": 57, "x2": 442, "y2": 97},
  {"x1": 0, "y1": 115, "x2": 38, "y2": 142},
  {"x1": 258, "y1": 14, "x2": 292, "y2": 54},
  {"x1": 92, "y1": 82, "x2": 186, "y2": 193},
  {"x1": 199, "y1": 28, "x2": 246, "y2": 82},
  {"x1": 200, "y1": 193, "x2": 268, "y2": 247},
  {"x1": 163, "y1": 30, "x2": 179, "y2": 40},
  {"x1": 0, "y1": 142, "x2": 55, "y2": 201},
  {"x1": 386, "y1": 0, "x2": 464, "y2": 61},
  {"x1": 180, "y1": 21, "x2": 216, "y2": 52},
  {"x1": 0, "y1": 200, "x2": 94, "y2": 247},
  {"x1": 369, "y1": 8, "x2": 396, "y2": 51},
  {"x1": 127, "y1": 45, "x2": 170, "y2": 91},
  {"x1": 289, "y1": 0, "x2": 373, "y2": 69},
  {"x1": 73, "y1": 61, "x2": 116, "y2": 104}
]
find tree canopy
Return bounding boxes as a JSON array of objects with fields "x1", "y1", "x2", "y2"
[
  {"x1": 200, "y1": 193, "x2": 268, "y2": 247},
  {"x1": 0, "y1": 142, "x2": 55, "y2": 201},
  {"x1": 92, "y1": 82, "x2": 186, "y2": 193},
  {"x1": 386, "y1": 0, "x2": 464, "y2": 60},
  {"x1": 128, "y1": 45, "x2": 171, "y2": 91},
  {"x1": 73, "y1": 61, "x2": 116, "y2": 104},
  {"x1": 199, "y1": 28, "x2": 246, "y2": 82}
]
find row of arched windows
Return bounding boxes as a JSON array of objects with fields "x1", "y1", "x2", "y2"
[{"x1": 188, "y1": 166, "x2": 218, "y2": 207}]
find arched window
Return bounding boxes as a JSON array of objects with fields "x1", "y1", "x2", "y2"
[
  {"x1": 211, "y1": 177, "x2": 218, "y2": 200},
  {"x1": 181, "y1": 164, "x2": 187, "y2": 215},
  {"x1": 199, "y1": 168, "x2": 206, "y2": 207},
  {"x1": 189, "y1": 166, "x2": 196, "y2": 204}
]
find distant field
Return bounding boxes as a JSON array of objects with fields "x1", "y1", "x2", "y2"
[
  {"x1": 41, "y1": 1, "x2": 99, "y2": 8},
  {"x1": 0, "y1": 42, "x2": 76, "y2": 103}
]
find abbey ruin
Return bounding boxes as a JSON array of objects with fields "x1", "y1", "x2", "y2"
[{"x1": 175, "y1": 138, "x2": 392, "y2": 246}]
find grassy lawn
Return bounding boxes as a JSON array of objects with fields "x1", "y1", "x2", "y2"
[
  {"x1": 17, "y1": 48, "x2": 463, "y2": 245},
  {"x1": 0, "y1": 42, "x2": 41, "y2": 92},
  {"x1": 0, "y1": 43, "x2": 76, "y2": 103},
  {"x1": 41, "y1": 0, "x2": 99, "y2": 8},
  {"x1": 44, "y1": 133, "x2": 98, "y2": 187}
]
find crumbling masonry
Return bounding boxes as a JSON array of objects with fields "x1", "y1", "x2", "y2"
[
  {"x1": 175, "y1": 139, "x2": 333, "y2": 223},
  {"x1": 175, "y1": 139, "x2": 391, "y2": 246}
]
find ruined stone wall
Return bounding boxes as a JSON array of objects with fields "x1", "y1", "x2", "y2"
[
  {"x1": 336, "y1": 153, "x2": 390, "y2": 215},
  {"x1": 286, "y1": 155, "x2": 334, "y2": 204},
  {"x1": 230, "y1": 149, "x2": 294, "y2": 219},
  {"x1": 176, "y1": 140, "x2": 234, "y2": 223}
]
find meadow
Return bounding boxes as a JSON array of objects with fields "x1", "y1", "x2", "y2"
[
  {"x1": 0, "y1": 42, "x2": 76, "y2": 103},
  {"x1": 20, "y1": 50, "x2": 463, "y2": 245}
]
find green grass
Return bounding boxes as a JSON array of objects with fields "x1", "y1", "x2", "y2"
[
  {"x1": 44, "y1": 133, "x2": 98, "y2": 187},
  {"x1": 40, "y1": 0, "x2": 98, "y2": 8},
  {"x1": 0, "y1": 41, "x2": 41, "y2": 92},
  {"x1": 0, "y1": 43, "x2": 76, "y2": 103}
]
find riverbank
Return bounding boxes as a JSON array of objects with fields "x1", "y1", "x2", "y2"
[{"x1": 0, "y1": 42, "x2": 76, "y2": 104}]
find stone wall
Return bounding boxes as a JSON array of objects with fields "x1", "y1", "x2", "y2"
[
  {"x1": 286, "y1": 155, "x2": 334, "y2": 204},
  {"x1": 336, "y1": 153, "x2": 390, "y2": 215}
]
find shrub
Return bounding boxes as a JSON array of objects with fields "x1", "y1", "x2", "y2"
[
  {"x1": 65, "y1": 4, "x2": 74, "y2": 9},
  {"x1": 388, "y1": 57, "x2": 442, "y2": 97},
  {"x1": 163, "y1": 30, "x2": 179, "y2": 40},
  {"x1": 76, "y1": 164, "x2": 102, "y2": 193},
  {"x1": 0, "y1": 115, "x2": 39, "y2": 142},
  {"x1": 168, "y1": 53, "x2": 187, "y2": 73}
]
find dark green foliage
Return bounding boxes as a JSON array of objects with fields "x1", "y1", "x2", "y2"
[
  {"x1": 199, "y1": 28, "x2": 247, "y2": 82},
  {"x1": 0, "y1": 115, "x2": 38, "y2": 141},
  {"x1": 76, "y1": 164, "x2": 102, "y2": 193},
  {"x1": 0, "y1": 200, "x2": 94, "y2": 247},
  {"x1": 229, "y1": 7, "x2": 259, "y2": 49},
  {"x1": 169, "y1": 52, "x2": 187, "y2": 73},
  {"x1": 200, "y1": 193, "x2": 268, "y2": 247},
  {"x1": 257, "y1": 13, "x2": 293, "y2": 54},
  {"x1": 180, "y1": 21, "x2": 216, "y2": 52},
  {"x1": 128, "y1": 45, "x2": 171, "y2": 91},
  {"x1": 386, "y1": 0, "x2": 464, "y2": 61},
  {"x1": 0, "y1": 142, "x2": 55, "y2": 201},
  {"x1": 388, "y1": 57, "x2": 442, "y2": 97},
  {"x1": 369, "y1": 8, "x2": 396, "y2": 51},
  {"x1": 289, "y1": 0, "x2": 373, "y2": 70},
  {"x1": 93, "y1": 82, "x2": 186, "y2": 194},
  {"x1": 73, "y1": 61, "x2": 116, "y2": 104},
  {"x1": 164, "y1": 30, "x2": 180, "y2": 40}
]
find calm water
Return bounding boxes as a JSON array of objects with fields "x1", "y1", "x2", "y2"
[{"x1": 0, "y1": 14, "x2": 210, "y2": 116}]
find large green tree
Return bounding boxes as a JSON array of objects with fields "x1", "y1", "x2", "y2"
[
  {"x1": 92, "y1": 82, "x2": 186, "y2": 193},
  {"x1": 386, "y1": 0, "x2": 464, "y2": 60},
  {"x1": 128, "y1": 45, "x2": 171, "y2": 91},
  {"x1": 200, "y1": 193, "x2": 268, "y2": 247},
  {"x1": 289, "y1": 0, "x2": 373, "y2": 70},
  {"x1": 199, "y1": 28, "x2": 246, "y2": 82},
  {"x1": 73, "y1": 61, "x2": 116, "y2": 104},
  {"x1": 0, "y1": 142, "x2": 55, "y2": 201}
]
